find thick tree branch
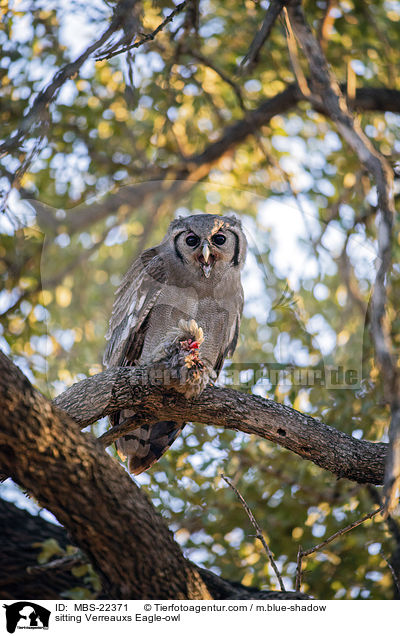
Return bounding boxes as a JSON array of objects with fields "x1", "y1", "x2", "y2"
[
  {"x1": 34, "y1": 84, "x2": 400, "y2": 236},
  {"x1": 285, "y1": 0, "x2": 399, "y2": 512},
  {"x1": 52, "y1": 364, "x2": 387, "y2": 485},
  {"x1": 0, "y1": 498, "x2": 308, "y2": 600},
  {"x1": 0, "y1": 498, "x2": 79, "y2": 600},
  {"x1": 0, "y1": 352, "x2": 211, "y2": 599},
  {"x1": 34, "y1": 85, "x2": 299, "y2": 235}
]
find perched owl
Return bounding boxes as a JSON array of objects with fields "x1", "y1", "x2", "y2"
[{"x1": 103, "y1": 213, "x2": 247, "y2": 474}]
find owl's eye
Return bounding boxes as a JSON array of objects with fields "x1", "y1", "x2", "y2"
[
  {"x1": 212, "y1": 233, "x2": 226, "y2": 246},
  {"x1": 186, "y1": 233, "x2": 200, "y2": 247}
]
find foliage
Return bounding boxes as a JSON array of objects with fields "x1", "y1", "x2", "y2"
[
  {"x1": 1, "y1": 0, "x2": 400, "y2": 599},
  {"x1": 32, "y1": 538, "x2": 101, "y2": 598}
]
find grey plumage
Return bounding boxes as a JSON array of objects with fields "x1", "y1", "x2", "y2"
[{"x1": 103, "y1": 213, "x2": 247, "y2": 474}]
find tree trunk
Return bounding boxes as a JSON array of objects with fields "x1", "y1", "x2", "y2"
[{"x1": 0, "y1": 352, "x2": 210, "y2": 599}]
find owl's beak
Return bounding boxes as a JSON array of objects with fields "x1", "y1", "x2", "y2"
[
  {"x1": 202, "y1": 242, "x2": 211, "y2": 263},
  {"x1": 199, "y1": 241, "x2": 214, "y2": 278}
]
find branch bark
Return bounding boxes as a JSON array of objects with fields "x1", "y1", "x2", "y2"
[
  {"x1": 0, "y1": 498, "x2": 309, "y2": 600},
  {"x1": 239, "y1": 1, "x2": 285, "y2": 73},
  {"x1": 51, "y1": 364, "x2": 387, "y2": 485},
  {"x1": 0, "y1": 498, "x2": 79, "y2": 600},
  {"x1": 0, "y1": 352, "x2": 210, "y2": 599}
]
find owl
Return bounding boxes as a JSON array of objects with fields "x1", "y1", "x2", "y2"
[{"x1": 103, "y1": 213, "x2": 247, "y2": 474}]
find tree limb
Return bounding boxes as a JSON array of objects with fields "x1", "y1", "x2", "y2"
[
  {"x1": 285, "y1": 0, "x2": 399, "y2": 513},
  {"x1": 51, "y1": 364, "x2": 387, "y2": 485},
  {"x1": 0, "y1": 497, "x2": 309, "y2": 600},
  {"x1": 221, "y1": 474, "x2": 286, "y2": 591},
  {"x1": 295, "y1": 504, "x2": 384, "y2": 592},
  {"x1": 0, "y1": 352, "x2": 211, "y2": 599},
  {"x1": 0, "y1": 1, "x2": 140, "y2": 158},
  {"x1": 33, "y1": 84, "x2": 400, "y2": 236},
  {"x1": 0, "y1": 498, "x2": 79, "y2": 600},
  {"x1": 239, "y1": 1, "x2": 285, "y2": 73},
  {"x1": 96, "y1": 1, "x2": 190, "y2": 61}
]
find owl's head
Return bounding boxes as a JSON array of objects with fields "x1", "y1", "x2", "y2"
[{"x1": 166, "y1": 214, "x2": 247, "y2": 279}]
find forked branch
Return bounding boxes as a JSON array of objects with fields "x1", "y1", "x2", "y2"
[{"x1": 295, "y1": 505, "x2": 384, "y2": 591}]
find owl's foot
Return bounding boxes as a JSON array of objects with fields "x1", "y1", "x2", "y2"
[{"x1": 150, "y1": 319, "x2": 212, "y2": 398}]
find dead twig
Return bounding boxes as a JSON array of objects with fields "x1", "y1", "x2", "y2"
[
  {"x1": 295, "y1": 505, "x2": 384, "y2": 591},
  {"x1": 366, "y1": 485, "x2": 400, "y2": 597},
  {"x1": 379, "y1": 550, "x2": 400, "y2": 598},
  {"x1": 295, "y1": 544, "x2": 303, "y2": 592},
  {"x1": 27, "y1": 553, "x2": 86, "y2": 575},
  {"x1": 96, "y1": 1, "x2": 189, "y2": 61},
  {"x1": 220, "y1": 473, "x2": 286, "y2": 592}
]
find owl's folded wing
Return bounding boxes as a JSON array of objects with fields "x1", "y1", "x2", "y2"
[
  {"x1": 213, "y1": 285, "x2": 244, "y2": 377},
  {"x1": 103, "y1": 246, "x2": 167, "y2": 368}
]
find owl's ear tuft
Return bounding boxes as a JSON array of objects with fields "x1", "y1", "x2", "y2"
[
  {"x1": 167, "y1": 216, "x2": 189, "y2": 236},
  {"x1": 225, "y1": 212, "x2": 242, "y2": 226}
]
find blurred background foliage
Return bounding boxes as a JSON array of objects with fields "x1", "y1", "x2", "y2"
[{"x1": 1, "y1": 0, "x2": 400, "y2": 599}]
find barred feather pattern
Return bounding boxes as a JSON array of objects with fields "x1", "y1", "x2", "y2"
[{"x1": 121, "y1": 420, "x2": 185, "y2": 475}]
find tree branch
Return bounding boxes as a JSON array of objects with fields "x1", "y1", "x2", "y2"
[
  {"x1": 0, "y1": 498, "x2": 79, "y2": 600},
  {"x1": 221, "y1": 474, "x2": 286, "y2": 591},
  {"x1": 33, "y1": 84, "x2": 400, "y2": 236},
  {"x1": 239, "y1": 1, "x2": 285, "y2": 73},
  {"x1": 0, "y1": 497, "x2": 309, "y2": 600},
  {"x1": 96, "y1": 1, "x2": 190, "y2": 61},
  {"x1": 295, "y1": 505, "x2": 384, "y2": 591},
  {"x1": 51, "y1": 364, "x2": 387, "y2": 485},
  {"x1": 0, "y1": 1, "x2": 140, "y2": 158},
  {"x1": 285, "y1": 0, "x2": 399, "y2": 513},
  {"x1": 0, "y1": 352, "x2": 210, "y2": 599}
]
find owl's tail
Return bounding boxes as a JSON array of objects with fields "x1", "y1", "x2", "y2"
[{"x1": 115, "y1": 416, "x2": 185, "y2": 475}]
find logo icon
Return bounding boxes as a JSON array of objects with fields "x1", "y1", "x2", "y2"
[{"x1": 3, "y1": 602, "x2": 50, "y2": 634}]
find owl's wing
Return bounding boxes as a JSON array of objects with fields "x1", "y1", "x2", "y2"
[
  {"x1": 213, "y1": 286, "x2": 244, "y2": 377},
  {"x1": 103, "y1": 246, "x2": 167, "y2": 368}
]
